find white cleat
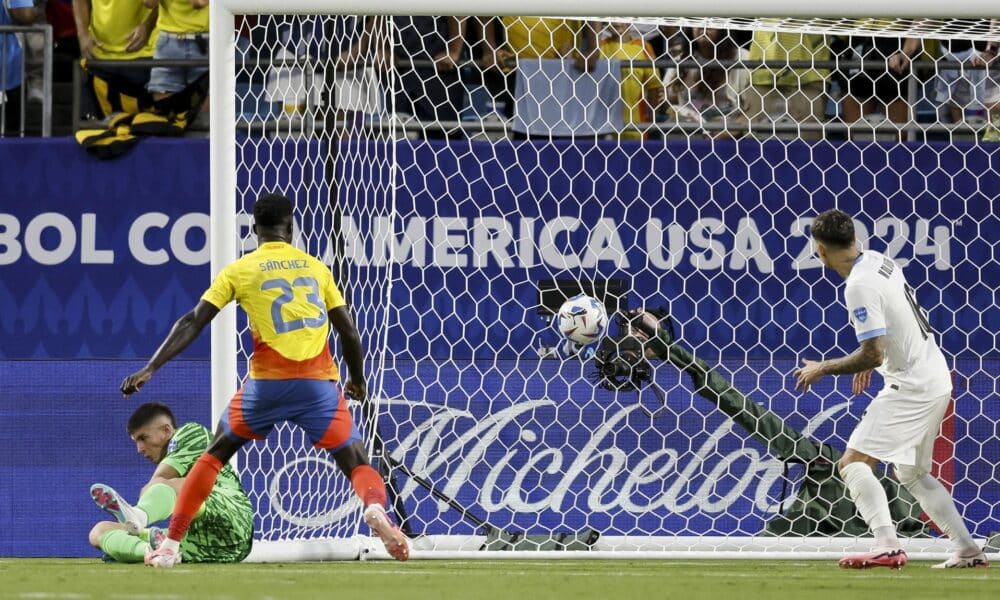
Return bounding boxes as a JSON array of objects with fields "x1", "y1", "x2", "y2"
[
  {"x1": 144, "y1": 547, "x2": 182, "y2": 569},
  {"x1": 363, "y1": 504, "x2": 410, "y2": 561},
  {"x1": 932, "y1": 552, "x2": 989, "y2": 569},
  {"x1": 90, "y1": 483, "x2": 148, "y2": 535}
]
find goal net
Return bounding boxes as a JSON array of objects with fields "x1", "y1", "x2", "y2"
[{"x1": 211, "y1": 3, "x2": 1000, "y2": 561}]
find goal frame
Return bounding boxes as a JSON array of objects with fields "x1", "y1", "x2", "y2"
[{"x1": 210, "y1": 2, "x2": 998, "y2": 562}]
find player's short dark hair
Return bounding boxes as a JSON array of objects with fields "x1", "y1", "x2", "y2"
[
  {"x1": 811, "y1": 209, "x2": 855, "y2": 249},
  {"x1": 253, "y1": 193, "x2": 294, "y2": 229},
  {"x1": 127, "y1": 402, "x2": 176, "y2": 434}
]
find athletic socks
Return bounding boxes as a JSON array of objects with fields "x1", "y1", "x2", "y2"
[
  {"x1": 903, "y1": 472, "x2": 979, "y2": 556},
  {"x1": 350, "y1": 464, "x2": 387, "y2": 508},
  {"x1": 135, "y1": 483, "x2": 177, "y2": 524},
  {"x1": 98, "y1": 529, "x2": 149, "y2": 563},
  {"x1": 841, "y1": 462, "x2": 901, "y2": 549},
  {"x1": 166, "y1": 453, "x2": 223, "y2": 543}
]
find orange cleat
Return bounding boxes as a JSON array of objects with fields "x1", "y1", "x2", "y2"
[
  {"x1": 363, "y1": 504, "x2": 410, "y2": 561},
  {"x1": 839, "y1": 548, "x2": 907, "y2": 569}
]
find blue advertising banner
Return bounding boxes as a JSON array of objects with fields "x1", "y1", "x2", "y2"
[
  {"x1": 2, "y1": 139, "x2": 996, "y2": 360},
  {"x1": 353, "y1": 140, "x2": 997, "y2": 362},
  {"x1": 0, "y1": 138, "x2": 997, "y2": 558},
  {"x1": 0, "y1": 138, "x2": 211, "y2": 359}
]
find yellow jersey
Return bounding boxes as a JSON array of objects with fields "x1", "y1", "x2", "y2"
[
  {"x1": 748, "y1": 29, "x2": 830, "y2": 87},
  {"x1": 89, "y1": 0, "x2": 158, "y2": 60},
  {"x1": 201, "y1": 241, "x2": 346, "y2": 380},
  {"x1": 503, "y1": 17, "x2": 583, "y2": 59},
  {"x1": 157, "y1": 0, "x2": 209, "y2": 34},
  {"x1": 599, "y1": 38, "x2": 661, "y2": 141}
]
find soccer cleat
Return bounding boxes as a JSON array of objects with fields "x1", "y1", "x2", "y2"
[
  {"x1": 932, "y1": 552, "x2": 989, "y2": 569},
  {"x1": 838, "y1": 548, "x2": 908, "y2": 569},
  {"x1": 90, "y1": 483, "x2": 148, "y2": 535},
  {"x1": 144, "y1": 547, "x2": 181, "y2": 569},
  {"x1": 147, "y1": 527, "x2": 167, "y2": 551},
  {"x1": 363, "y1": 504, "x2": 410, "y2": 561}
]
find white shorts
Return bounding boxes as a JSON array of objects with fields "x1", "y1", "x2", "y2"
[
  {"x1": 846, "y1": 384, "x2": 951, "y2": 469},
  {"x1": 933, "y1": 48, "x2": 988, "y2": 107}
]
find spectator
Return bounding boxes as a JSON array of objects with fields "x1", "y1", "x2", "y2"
[
  {"x1": 742, "y1": 29, "x2": 831, "y2": 140},
  {"x1": 659, "y1": 26, "x2": 693, "y2": 115},
  {"x1": 0, "y1": 0, "x2": 36, "y2": 135},
  {"x1": 327, "y1": 16, "x2": 383, "y2": 137},
  {"x1": 262, "y1": 16, "x2": 324, "y2": 122},
  {"x1": 660, "y1": 27, "x2": 750, "y2": 125},
  {"x1": 46, "y1": 0, "x2": 80, "y2": 81},
  {"x1": 977, "y1": 34, "x2": 999, "y2": 141},
  {"x1": 331, "y1": 16, "x2": 464, "y2": 138},
  {"x1": 934, "y1": 37, "x2": 990, "y2": 124},
  {"x1": 72, "y1": 0, "x2": 158, "y2": 117},
  {"x1": 688, "y1": 28, "x2": 740, "y2": 118},
  {"x1": 262, "y1": 16, "x2": 380, "y2": 134},
  {"x1": 486, "y1": 17, "x2": 598, "y2": 71},
  {"x1": 144, "y1": 0, "x2": 208, "y2": 102},
  {"x1": 388, "y1": 16, "x2": 467, "y2": 138},
  {"x1": 21, "y1": 1, "x2": 47, "y2": 105},
  {"x1": 483, "y1": 17, "x2": 600, "y2": 139},
  {"x1": 833, "y1": 35, "x2": 921, "y2": 132},
  {"x1": 599, "y1": 22, "x2": 663, "y2": 140}
]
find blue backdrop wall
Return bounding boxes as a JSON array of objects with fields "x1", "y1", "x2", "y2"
[
  {"x1": 1, "y1": 139, "x2": 212, "y2": 557},
  {"x1": 0, "y1": 138, "x2": 996, "y2": 557}
]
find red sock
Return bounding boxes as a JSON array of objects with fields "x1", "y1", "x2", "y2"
[
  {"x1": 167, "y1": 453, "x2": 223, "y2": 541},
  {"x1": 350, "y1": 465, "x2": 387, "y2": 508}
]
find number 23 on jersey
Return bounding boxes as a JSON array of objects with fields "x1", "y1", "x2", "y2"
[{"x1": 262, "y1": 276, "x2": 328, "y2": 333}]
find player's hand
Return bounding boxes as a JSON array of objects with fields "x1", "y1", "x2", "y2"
[
  {"x1": 344, "y1": 380, "x2": 367, "y2": 402},
  {"x1": 793, "y1": 359, "x2": 826, "y2": 394},
  {"x1": 970, "y1": 48, "x2": 998, "y2": 68},
  {"x1": 78, "y1": 32, "x2": 102, "y2": 60},
  {"x1": 852, "y1": 369, "x2": 874, "y2": 396},
  {"x1": 433, "y1": 49, "x2": 460, "y2": 72},
  {"x1": 485, "y1": 48, "x2": 514, "y2": 72},
  {"x1": 121, "y1": 366, "x2": 154, "y2": 398},
  {"x1": 626, "y1": 309, "x2": 668, "y2": 359},
  {"x1": 125, "y1": 23, "x2": 152, "y2": 53},
  {"x1": 887, "y1": 51, "x2": 911, "y2": 74},
  {"x1": 626, "y1": 309, "x2": 661, "y2": 338}
]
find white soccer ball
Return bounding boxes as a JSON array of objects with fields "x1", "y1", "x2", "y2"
[{"x1": 557, "y1": 294, "x2": 608, "y2": 346}]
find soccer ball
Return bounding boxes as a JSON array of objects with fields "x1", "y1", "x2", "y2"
[{"x1": 557, "y1": 294, "x2": 608, "y2": 346}]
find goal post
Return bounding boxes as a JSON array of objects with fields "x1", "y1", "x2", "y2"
[
  {"x1": 209, "y1": 1, "x2": 237, "y2": 438},
  {"x1": 211, "y1": 2, "x2": 1000, "y2": 562}
]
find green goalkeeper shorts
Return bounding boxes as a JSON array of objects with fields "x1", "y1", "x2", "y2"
[{"x1": 179, "y1": 487, "x2": 254, "y2": 563}]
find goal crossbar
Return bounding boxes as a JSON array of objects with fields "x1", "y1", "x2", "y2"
[{"x1": 212, "y1": 4, "x2": 1000, "y2": 562}]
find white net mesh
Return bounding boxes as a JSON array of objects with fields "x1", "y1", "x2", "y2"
[
  {"x1": 227, "y1": 14, "x2": 1000, "y2": 560},
  {"x1": 598, "y1": 18, "x2": 1000, "y2": 42}
]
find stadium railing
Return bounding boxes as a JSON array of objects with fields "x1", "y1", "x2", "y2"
[
  {"x1": 0, "y1": 23, "x2": 52, "y2": 137},
  {"x1": 69, "y1": 54, "x2": 991, "y2": 140}
]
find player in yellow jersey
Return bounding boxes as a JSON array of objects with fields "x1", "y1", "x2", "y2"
[
  {"x1": 599, "y1": 23, "x2": 664, "y2": 141},
  {"x1": 121, "y1": 193, "x2": 408, "y2": 568}
]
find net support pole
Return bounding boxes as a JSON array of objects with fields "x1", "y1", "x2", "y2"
[{"x1": 210, "y1": 2, "x2": 237, "y2": 428}]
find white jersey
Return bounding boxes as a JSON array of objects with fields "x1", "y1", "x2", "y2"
[{"x1": 844, "y1": 250, "x2": 951, "y2": 395}]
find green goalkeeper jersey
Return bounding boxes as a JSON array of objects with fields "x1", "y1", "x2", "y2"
[{"x1": 160, "y1": 423, "x2": 254, "y2": 562}]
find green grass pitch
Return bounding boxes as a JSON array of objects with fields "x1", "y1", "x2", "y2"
[{"x1": 1, "y1": 559, "x2": 997, "y2": 599}]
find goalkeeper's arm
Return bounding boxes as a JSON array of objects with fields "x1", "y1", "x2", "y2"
[{"x1": 622, "y1": 308, "x2": 828, "y2": 462}]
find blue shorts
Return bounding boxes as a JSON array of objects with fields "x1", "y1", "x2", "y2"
[
  {"x1": 148, "y1": 32, "x2": 209, "y2": 94},
  {"x1": 220, "y1": 379, "x2": 362, "y2": 451}
]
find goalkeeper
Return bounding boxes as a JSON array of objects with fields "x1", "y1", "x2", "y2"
[
  {"x1": 87, "y1": 403, "x2": 253, "y2": 563},
  {"x1": 623, "y1": 309, "x2": 927, "y2": 538}
]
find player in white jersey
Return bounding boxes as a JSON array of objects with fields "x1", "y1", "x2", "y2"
[{"x1": 794, "y1": 209, "x2": 988, "y2": 570}]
